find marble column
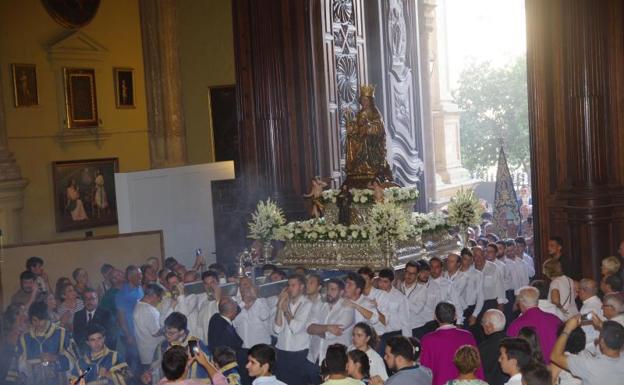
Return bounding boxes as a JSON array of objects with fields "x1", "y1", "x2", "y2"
[
  {"x1": 139, "y1": 0, "x2": 187, "y2": 168},
  {"x1": 425, "y1": 0, "x2": 476, "y2": 208}
]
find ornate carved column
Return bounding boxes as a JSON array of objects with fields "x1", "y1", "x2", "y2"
[
  {"x1": 139, "y1": 0, "x2": 187, "y2": 168},
  {"x1": 365, "y1": 0, "x2": 427, "y2": 210},
  {"x1": 526, "y1": 0, "x2": 624, "y2": 279}
]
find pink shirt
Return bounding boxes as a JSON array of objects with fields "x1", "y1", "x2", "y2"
[
  {"x1": 420, "y1": 326, "x2": 484, "y2": 385},
  {"x1": 507, "y1": 307, "x2": 561, "y2": 364}
]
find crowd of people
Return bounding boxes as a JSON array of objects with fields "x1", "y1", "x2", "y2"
[{"x1": 2, "y1": 233, "x2": 624, "y2": 385}]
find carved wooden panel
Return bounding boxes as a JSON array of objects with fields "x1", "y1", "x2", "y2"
[{"x1": 526, "y1": 0, "x2": 624, "y2": 279}]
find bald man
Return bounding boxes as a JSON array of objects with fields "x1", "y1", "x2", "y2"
[
  {"x1": 578, "y1": 278, "x2": 604, "y2": 345},
  {"x1": 208, "y1": 296, "x2": 243, "y2": 353}
]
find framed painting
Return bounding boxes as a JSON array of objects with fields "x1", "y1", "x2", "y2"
[
  {"x1": 11, "y1": 64, "x2": 38, "y2": 107},
  {"x1": 64, "y1": 67, "x2": 99, "y2": 128},
  {"x1": 114, "y1": 68, "x2": 135, "y2": 108},
  {"x1": 52, "y1": 158, "x2": 119, "y2": 232}
]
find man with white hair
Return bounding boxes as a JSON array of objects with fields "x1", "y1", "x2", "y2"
[
  {"x1": 507, "y1": 286, "x2": 561, "y2": 364},
  {"x1": 589, "y1": 293, "x2": 624, "y2": 328},
  {"x1": 578, "y1": 278, "x2": 604, "y2": 343},
  {"x1": 478, "y1": 309, "x2": 508, "y2": 385}
]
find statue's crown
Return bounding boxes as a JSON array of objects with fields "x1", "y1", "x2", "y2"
[{"x1": 360, "y1": 84, "x2": 376, "y2": 97}]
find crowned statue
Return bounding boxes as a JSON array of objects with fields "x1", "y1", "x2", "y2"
[{"x1": 345, "y1": 84, "x2": 394, "y2": 188}]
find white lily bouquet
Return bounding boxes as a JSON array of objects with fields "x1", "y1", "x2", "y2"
[
  {"x1": 368, "y1": 202, "x2": 412, "y2": 244},
  {"x1": 447, "y1": 189, "x2": 483, "y2": 229},
  {"x1": 275, "y1": 218, "x2": 369, "y2": 242},
  {"x1": 321, "y1": 186, "x2": 419, "y2": 204},
  {"x1": 247, "y1": 199, "x2": 287, "y2": 242},
  {"x1": 410, "y1": 212, "x2": 449, "y2": 236}
]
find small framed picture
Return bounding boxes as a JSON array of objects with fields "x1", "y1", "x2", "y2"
[
  {"x1": 64, "y1": 68, "x2": 99, "y2": 128},
  {"x1": 114, "y1": 68, "x2": 135, "y2": 108},
  {"x1": 11, "y1": 64, "x2": 39, "y2": 107}
]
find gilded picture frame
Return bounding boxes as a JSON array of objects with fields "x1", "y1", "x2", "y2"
[
  {"x1": 113, "y1": 68, "x2": 135, "y2": 108},
  {"x1": 11, "y1": 64, "x2": 39, "y2": 107},
  {"x1": 52, "y1": 157, "x2": 119, "y2": 232},
  {"x1": 64, "y1": 68, "x2": 99, "y2": 128}
]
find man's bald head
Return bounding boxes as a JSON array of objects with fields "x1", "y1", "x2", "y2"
[
  {"x1": 516, "y1": 286, "x2": 539, "y2": 312},
  {"x1": 578, "y1": 278, "x2": 598, "y2": 301},
  {"x1": 218, "y1": 296, "x2": 239, "y2": 320}
]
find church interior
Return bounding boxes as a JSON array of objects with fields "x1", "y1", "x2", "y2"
[{"x1": 1, "y1": 0, "x2": 624, "y2": 384}]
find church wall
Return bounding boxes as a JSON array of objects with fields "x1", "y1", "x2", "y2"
[
  {"x1": 0, "y1": 0, "x2": 150, "y2": 242},
  {"x1": 178, "y1": 0, "x2": 236, "y2": 164}
]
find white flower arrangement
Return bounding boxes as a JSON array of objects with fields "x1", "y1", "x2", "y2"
[
  {"x1": 247, "y1": 199, "x2": 287, "y2": 241},
  {"x1": 410, "y1": 212, "x2": 449, "y2": 237},
  {"x1": 447, "y1": 189, "x2": 483, "y2": 229},
  {"x1": 368, "y1": 202, "x2": 412, "y2": 244},
  {"x1": 320, "y1": 186, "x2": 419, "y2": 204},
  {"x1": 275, "y1": 219, "x2": 370, "y2": 242}
]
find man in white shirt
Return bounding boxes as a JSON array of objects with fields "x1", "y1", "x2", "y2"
[
  {"x1": 343, "y1": 272, "x2": 380, "y2": 327},
  {"x1": 577, "y1": 278, "x2": 603, "y2": 344},
  {"x1": 245, "y1": 344, "x2": 287, "y2": 385},
  {"x1": 375, "y1": 268, "x2": 410, "y2": 355},
  {"x1": 402, "y1": 260, "x2": 441, "y2": 339},
  {"x1": 473, "y1": 246, "x2": 506, "y2": 315},
  {"x1": 133, "y1": 283, "x2": 164, "y2": 369},
  {"x1": 499, "y1": 338, "x2": 534, "y2": 385},
  {"x1": 444, "y1": 252, "x2": 470, "y2": 325},
  {"x1": 514, "y1": 237, "x2": 535, "y2": 279},
  {"x1": 459, "y1": 248, "x2": 485, "y2": 328},
  {"x1": 307, "y1": 278, "x2": 354, "y2": 363},
  {"x1": 159, "y1": 272, "x2": 199, "y2": 330},
  {"x1": 234, "y1": 281, "x2": 272, "y2": 349},
  {"x1": 273, "y1": 274, "x2": 313, "y2": 385},
  {"x1": 196, "y1": 270, "x2": 222, "y2": 342}
]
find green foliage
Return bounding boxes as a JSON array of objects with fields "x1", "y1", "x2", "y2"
[{"x1": 454, "y1": 57, "x2": 529, "y2": 176}]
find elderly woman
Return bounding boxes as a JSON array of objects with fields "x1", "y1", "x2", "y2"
[
  {"x1": 543, "y1": 258, "x2": 578, "y2": 318},
  {"x1": 601, "y1": 256, "x2": 621, "y2": 278},
  {"x1": 444, "y1": 345, "x2": 488, "y2": 385}
]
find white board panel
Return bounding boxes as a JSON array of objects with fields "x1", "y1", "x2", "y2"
[{"x1": 115, "y1": 162, "x2": 235, "y2": 267}]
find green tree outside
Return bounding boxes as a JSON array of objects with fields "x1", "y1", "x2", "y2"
[{"x1": 454, "y1": 57, "x2": 529, "y2": 178}]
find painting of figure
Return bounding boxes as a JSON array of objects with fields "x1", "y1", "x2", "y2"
[
  {"x1": 11, "y1": 64, "x2": 38, "y2": 107},
  {"x1": 52, "y1": 158, "x2": 118, "y2": 232}
]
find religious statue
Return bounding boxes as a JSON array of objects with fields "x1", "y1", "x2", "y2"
[
  {"x1": 345, "y1": 85, "x2": 393, "y2": 188},
  {"x1": 336, "y1": 184, "x2": 352, "y2": 225},
  {"x1": 303, "y1": 176, "x2": 328, "y2": 218}
]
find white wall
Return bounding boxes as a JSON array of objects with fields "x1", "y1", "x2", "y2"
[{"x1": 115, "y1": 162, "x2": 235, "y2": 267}]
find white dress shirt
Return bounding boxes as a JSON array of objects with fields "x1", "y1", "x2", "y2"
[
  {"x1": 401, "y1": 279, "x2": 439, "y2": 329},
  {"x1": 506, "y1": 257, "x2": 530, "y2": 291},
  {"x1": 479, "y1": 260, "x2": 507, "y2": 304},
  {"x1": 494, "y1": 258, "x2": 513, "y2": 291},
  {"x1": 133, "y1": 301, "x2": 164, "y2": 364},
  {"x1": 352, "y1": 294, "x2": 380, "y2": 326},
  {"x1": 365, "y1": 348, "x2": 388, "y2": 381},
  {"x1": 374, "y1": 287, "x2": 410, "y2": 336},
  {"x1": 196, "y1": 297, "x2": 219, "y2": 342},
  {"x1": 307, "y1": 298, "x2": 355, "y2": 362},
  {"x1": 522, "y1": 252, "x2": 536, "y2": 278},
  {"x1": 273, "y1": 295, "x2": 313, "y2": 352},
  {"x1": 580, "y1": 295, "x2": 604, "y2": 344},
  {"x1": 504, "y1": 373, "x2": 522, "y2": 385},
  {"x1": 445, "y1": 270, "x2": 469, "y2": 316},
  {"x1": 234, "y1": 297, "x2": 272, "y2": 348},
  {"x1": 461, "y1": 266, "x2": 485, "y2": 316}
]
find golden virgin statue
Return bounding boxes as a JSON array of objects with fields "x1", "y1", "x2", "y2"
[{"x1": 345, "y1": 85, "x2": 393, "y2": 187}]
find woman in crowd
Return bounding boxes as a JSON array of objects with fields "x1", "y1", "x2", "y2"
[
  {"x1": 56, "y1": 281, "x2": 84, "y2": 331},
  {"x1": 518, "y1": 327, "x2": 544, "y2": 363},
  {"x1": 543, "y1": 258, "x2": 578, "y2": 318},
  {"x1": 351, "y1": 322, "x2": 388, "y2": 381},
  {"x1": 444, "y1": 345, "x2": 488, "y2": 385},
  {"x1": 601, "y1": 256, "x2": 621, "y2": 278},
  {"x1": 72, "y1": 268, "x2": 91, "y2": 298},
  {"x1": 347, "y1": 350, "x2": 371, "y2": 384}
]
